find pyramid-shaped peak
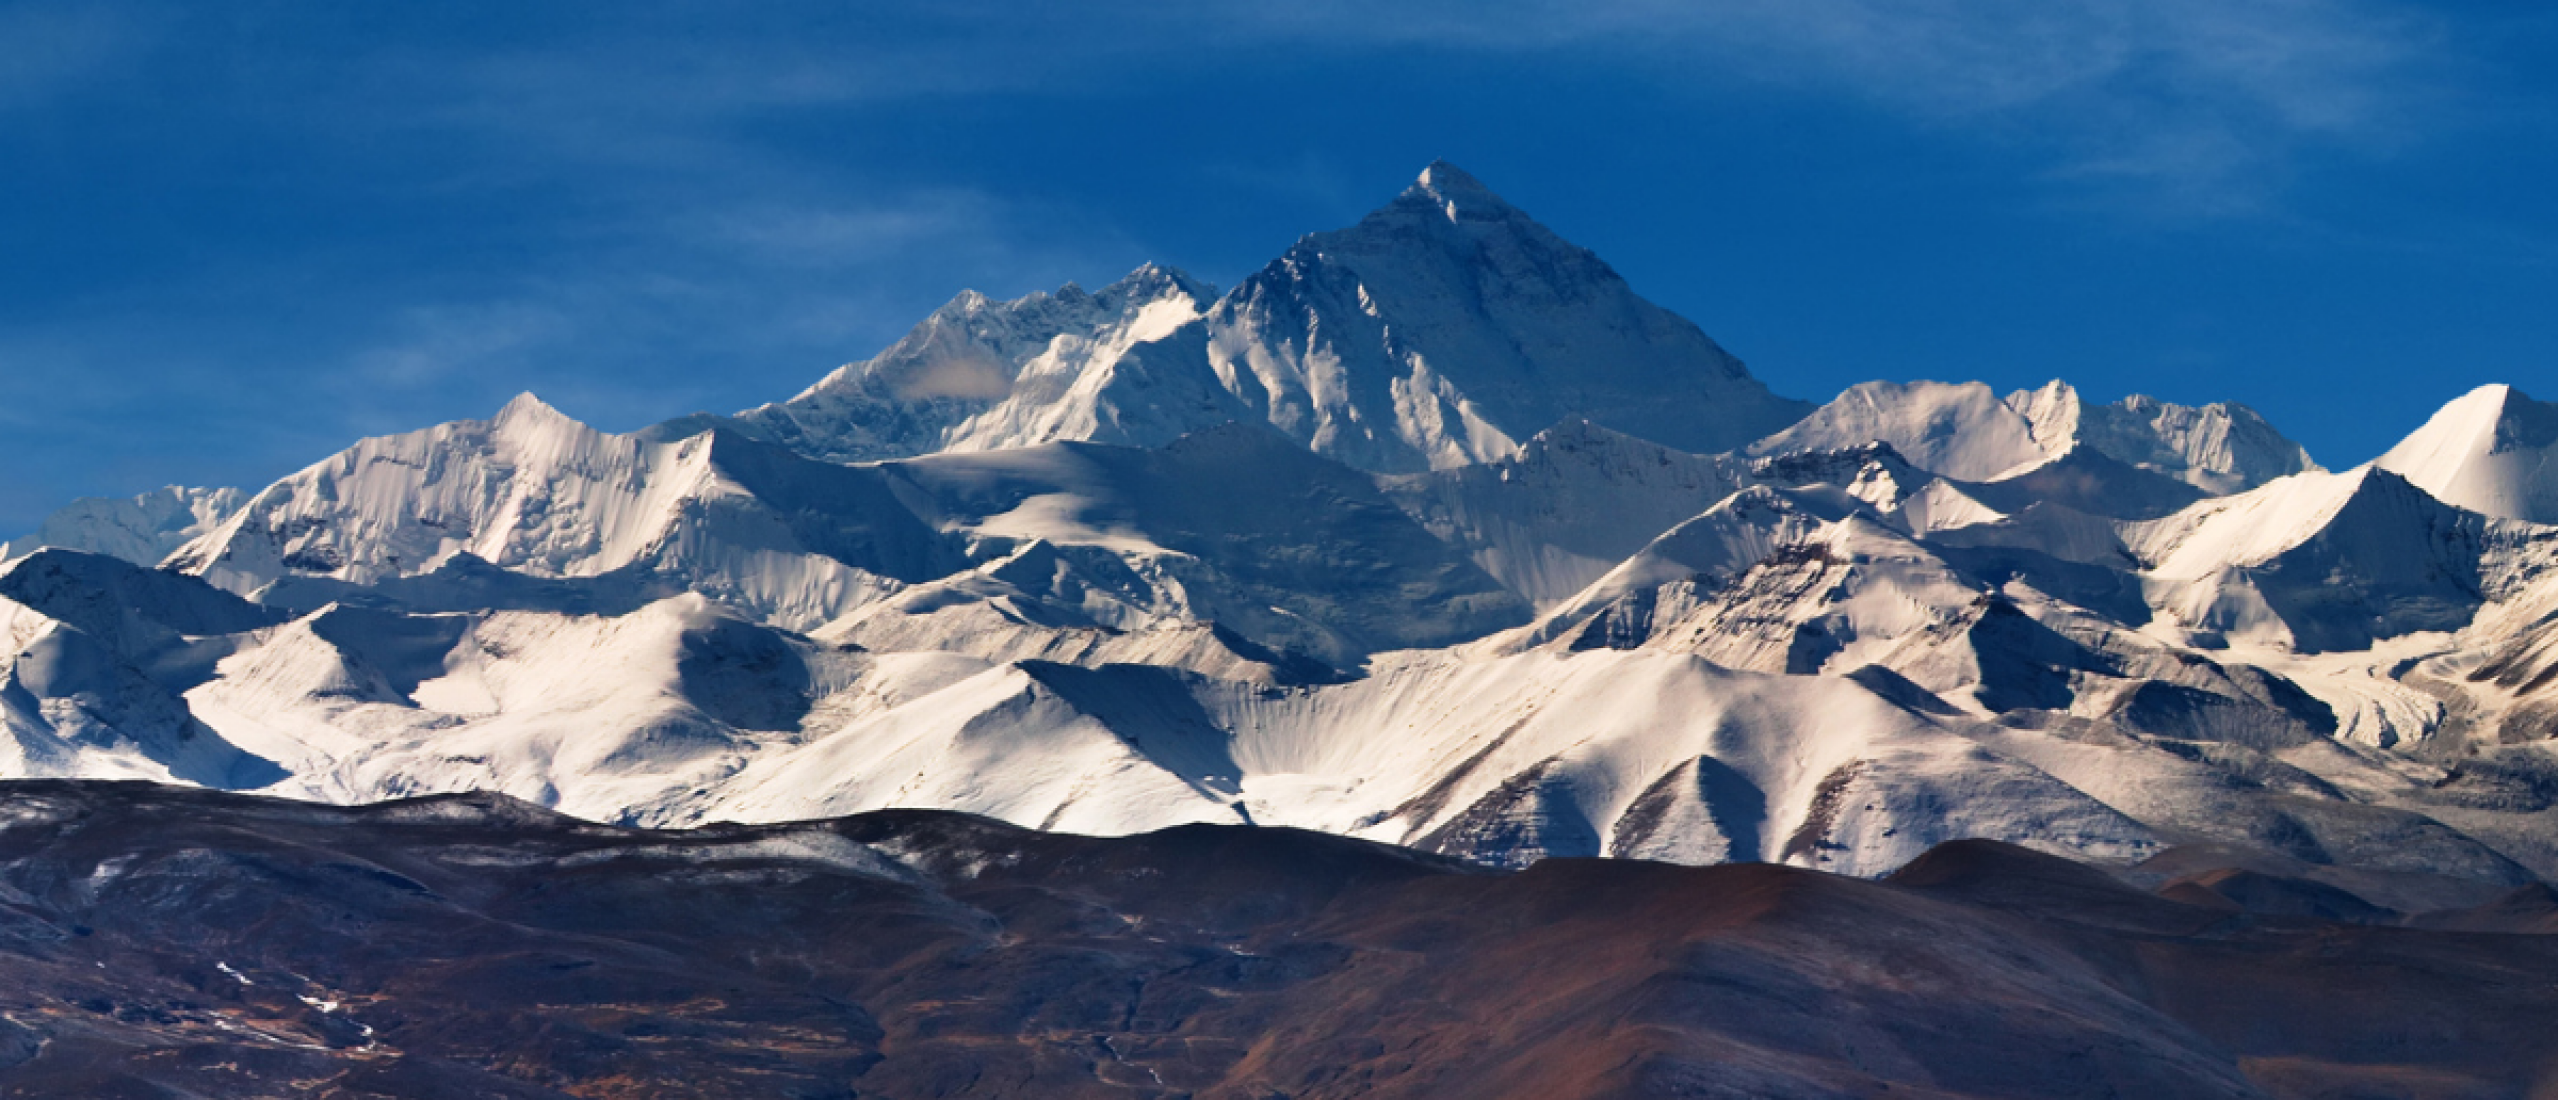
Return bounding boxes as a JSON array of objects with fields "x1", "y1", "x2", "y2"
[
  {"x1": 2433, "y1": 383, "x2": 2522, "y2": 427},
  {"x1": 2468, "y1": 383, "x2": 2558, "y2": 444},
  {"x1": 2475, "y1": 382, "x2": 2525, "y2": 406},
  {"x1": 1103, "y1": 262, "x2": 1216, "y2": 304},
  {"x1": 1405, "y1": 160, "x2": 1515, "y2": 221},
  {"x1": 1416, "y1": 160, "x2": 1498, "y2": 198},
  {"x1": 494, "y1": 391, "x2": 572, "y2": 428},
  {"x1": 1203, "y1": 160, "x2": 1815, "y2": 461},
  {"x1": 933, "y1": 287, "x2": 996, "y2": 314},
  {"x1": 2376, "y1": 381, "x2": 2558, "y2": 523},
  {"x1": 2383, "y1": 383, "x2": 2558, "y2": 463}
]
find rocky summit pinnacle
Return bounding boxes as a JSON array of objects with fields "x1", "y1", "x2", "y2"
[{"x1": 1410, "y1": 159, "x2": 1507, "y2": 217}]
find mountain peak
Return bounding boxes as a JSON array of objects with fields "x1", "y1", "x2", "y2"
[
  {"x1": 2376, "y1": 382, "x2": 2558, "y2": 523},
  {"x1": 1, "y1": 484, "x2": 249, "y2": 568},
  {"x1": 493, "y1": 392, "x2": 572, "y2": 430},
  {"x1": 1400, "y1": 160, "x2": 1515, "y2": 223},
  {"x1": 1102, "y1": 262, "x2": 1216, "y2": 308},
  {"x1": 1180, "y1": 162, "x2": 1815, "y2": 466},
  {"x1": 1415, "y1": 158, "x2": 1499, "y2": 197},
  {"x1": 2472, "y1": 383, "x2": 2558, "y2": 450}
]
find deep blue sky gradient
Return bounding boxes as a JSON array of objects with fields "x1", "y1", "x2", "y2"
[{"x1": 2, "y1": 1, "x2": 2553, "y2": 531}]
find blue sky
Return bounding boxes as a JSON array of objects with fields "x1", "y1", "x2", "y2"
[{"x1": 2, "y1": 1, "x2": 2553, "y2": 531}]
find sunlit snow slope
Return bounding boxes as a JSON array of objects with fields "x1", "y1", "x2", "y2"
[{"x1": 2377, "y1": 382, "x2": 2558, "y2": 524}]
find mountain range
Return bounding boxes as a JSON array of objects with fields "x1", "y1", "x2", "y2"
[{"x1": 8, "y1": 161, "x2": 2558, "y2": 909}]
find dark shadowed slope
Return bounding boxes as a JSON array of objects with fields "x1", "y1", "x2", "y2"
[{"x1": 0, "y1": 781, "x2": 2554, "y2": 1099}]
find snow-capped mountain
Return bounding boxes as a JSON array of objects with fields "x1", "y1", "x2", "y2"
[
  {"x1": 2012, "y1": 381, "x2": 2320, "y2": 495},
  {"x1": 870, "y1": 422, "x2": 1530, "y2": 667},
  {"x1": 1192, "y1": 161, "x2": 1810, "y2": 470},
  {"x1": 2125, "y1": 464, "x2": 2558, "y2": 653},
  {"x1": 1380, "y1": 419, "x2": 1754, "y2": 606},
  {"x1": 2376, "y1": 382, "x2": 2558, "y2": 524},
  {"x1": 166, "y1": 393, "x2": 961, "y2": 631},
  {"x1": 0, "y1": 485, "x2": 244, "y2": 566},
  {"x1": 8, "y1": 162, "x2": 2558, "y2": 904},
  {"x1": 1753, "y1": 381, "x2": 2053, "y2": 481},
  {"x1": 702, "y1": 162, "x2": 1810, "y2": 474},
  {"x1": 0, "y1": 549, "x2": 285, "y2": 786},
  {"x1": 724, "y1": 263, "x2": 1221, "y2": 464},
  {"x1": 161, "y1": 393, "x2": 1526, "y2": 674},
  {"x1": 1755, "y1": 379, "x2": 2317, "y2": 493}
]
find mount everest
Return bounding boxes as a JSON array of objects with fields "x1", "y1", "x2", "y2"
[
  {"x1": 7, "y1": 163, "x2": 2558, "y2": 901},
  {"x1": 724, "y1": 162, "x2": 1810, "y2": 472}
]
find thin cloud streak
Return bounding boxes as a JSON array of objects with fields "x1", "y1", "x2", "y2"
[
  {"x1": 197, "y1": 2, "x2": 2458, "y2": 222},
  {"x1": 1227, "y1": 0, "x2": 2451, "y2": 209},
  {"x1": 0, "y1": 3, "x2": 161, "y2": 110}
]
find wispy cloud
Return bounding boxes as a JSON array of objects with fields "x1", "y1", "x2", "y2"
[
  {"x1": 267, "y1": 182, "x2": 1146, "y2": 443},
  {"x1": 694, "y1": 193, "x2": 1022, "y2": 272},
  {"x1": 1216, "y1": 0, "x2": 2451, "y2": 211},
  {"x1": 0, "y1": 2, "x2": 160, "y2": 109},
  {"x1": 244, "y1": 2, "x2": 2458, "y2": 220},
  {"x1": 343, "y1": 303, "x2": 573, "y2": 391}
]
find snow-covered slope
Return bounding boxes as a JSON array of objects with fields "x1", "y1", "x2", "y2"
[
  {"x1": 1752, "y1": 381, "x2": 2052, "y2": 481},
  {"x1": 2376, "y1": 383, "x2": 2558, "y2": 524},
  {"x1": 871, "y1": 422, "x2": 1532, "y2": 667},
  {"x1": 1504, "y1": 485, "x2": 2335, "y2": 743},
  {"x1": 725, "y1": 264, "x2": 1221, "y2": 464},
  {"x1": 691, "y1": 646, "x2": 2176, "y2": 877},
  {"x1": 1380, "y1": 419, "x2": 1752, "y2": 606},
  {"x1": 0, "y1": 485, "x2": 244, "y2": 566},
  {"x1": 2127, "y1": 465, "x2": 2556, "y2": 653},
  {"x1": 2009, "y1": 380, "x2": 2319, "y2": 494},
  {"x1": 0, "y1": 549, "x2": 2116, "y2": 876},
  {"x1": 0, "y1": 550, "x2": 284, "y2": 786},
  {"x1": 1380, "y1": 425, "x2": 1953, "y2": 609},
  {"x1": 41, "y1": 554, "x2": 2518, "y2": 884},
  {"x1": 168, "y1": 394, "x2": 962, "y2": 630},
  {"x1": 1510, "y1": 484, "x2": 1869, "y2": 653},
  {"x1": 1960, "y1": 443, "x2": 2208, "y2": 521},
  {"x1": 1753, "y1": 379, "x2": 2316, "y2": 494}
]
